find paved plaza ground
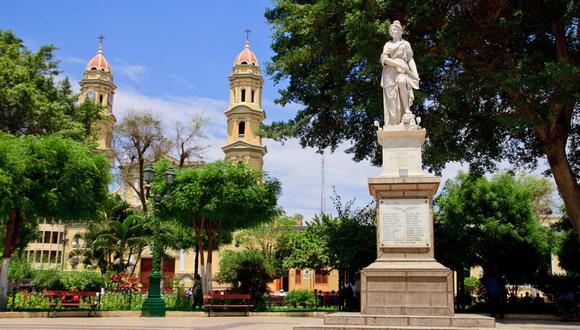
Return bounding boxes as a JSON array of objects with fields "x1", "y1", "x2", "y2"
[{"x1": 0, "y1": 317, "x2": 579, "y2": 330}]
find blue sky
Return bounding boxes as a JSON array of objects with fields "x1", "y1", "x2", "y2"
[{"x1": 2, "y1": 1, "x2": 475, "y2": 220}]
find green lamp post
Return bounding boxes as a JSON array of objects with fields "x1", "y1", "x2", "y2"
[{"x1": 141, "y1": 164, "x2": 176, "y2": 317}]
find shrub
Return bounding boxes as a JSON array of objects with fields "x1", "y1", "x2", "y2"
[
  {"x1": 215, "y1": 249, "x2": 275, "y2": 309},
  {"x1": 283, "y1": 289, "x2": 316, "y2": 308},
  {"x1": 60, "y1": 271, "x2": 104, "y2": 291},
  {"x1": 8, "y1": 257, "x2": 33, "y2": 281},
  {"x1": 464, "y1": 277, "x2": 481, "y2": 296},
  {"x1": 31, "y1": 269, "x2": 62, "y2": 290}
]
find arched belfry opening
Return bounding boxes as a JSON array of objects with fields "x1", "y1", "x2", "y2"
[{"x1": 238, "y1": 121, "x2": 246, "y2": 137}]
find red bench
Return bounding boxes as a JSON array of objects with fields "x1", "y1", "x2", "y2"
[
  {"x1": 203, "y1": 293, "x2": 253, "y2": 316},
  {"x1": 43, "y1": 290, "x2": 101, "y2": 317}
]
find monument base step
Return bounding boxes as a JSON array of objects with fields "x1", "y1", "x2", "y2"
[{"x1": 294, "y1": 312, "x2": 495, "y2": 330}]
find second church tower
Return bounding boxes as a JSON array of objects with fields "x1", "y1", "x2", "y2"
[{"x1": 222, "y1": 39, "x2": 267, "y2": 171}]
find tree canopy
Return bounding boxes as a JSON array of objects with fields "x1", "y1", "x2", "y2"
[
  {"x1": 0, "y1": 133, "x2": 110, "y2": 309},
  {"x1": 434, "y1": 172, "x2": 552, "y2": 284},
  {"x1": 0, "y1": 29, "x2": 101, "y2": 140},
  {"x1": 0, "y1": 133, "x2": 110, "y2": 221},
  {"x1": 158, "y1": 160, "x2": 281, "y2": 294},
  {"x1": 279, "y1": 193, "x2": 376, "y2": 284},
  {"x1": 264, "y1": 0, "x2": 580, "y2": 236}
]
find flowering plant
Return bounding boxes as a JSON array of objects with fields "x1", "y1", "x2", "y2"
[{"x1": 108, "y1": 272, "x2": 142, "y2": 293}]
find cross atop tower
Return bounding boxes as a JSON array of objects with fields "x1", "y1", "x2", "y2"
[
  {"x1": 244, "y1": 28, "x2": 251, "y2": 42},
  {"x1": 97, "y1": 34, "x2": 105, "y2": 53}
]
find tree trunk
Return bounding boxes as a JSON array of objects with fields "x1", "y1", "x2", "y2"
[
  {"x1": 206, "y1": 262, "x2": 212, "y2": 293},
  {"x1": 206, "y1": 220, "x2": 214, "y2": 293},
  {"x1": 200, "y1": 263, "x2": 207, "y2": 295},
  {"x1": 129, "y1": 247, "x2": 144, "y2": 277},
  {"x1": 194, "y1": 244, "x2": 199, "y2": 277},
  {"x1": 138, "y1": 155, "x2": 147, "y2": 212},
  {"x1": 542, "y1": 15, "x2": 580, "y2": 239},
  {"x1": 537, "y1": 112, "x2": 580, "y2": 240},
  {"x1": 0, "y1": 208, "x2": 22, "y2": 311},
  {"x1": 193, "y1": 216, "x2": 207, "y2": 294}
]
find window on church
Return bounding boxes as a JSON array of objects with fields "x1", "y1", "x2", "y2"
[
  {"x1": 99, "y1": 94, "x2": 104, "y2": 104},
  {"x1": 43, "y1": 231, "x2": 51, "y2": 243},
  {"x1": 51, "y1": 231, "x2": 59, "y2": 244},
  {"x1": 295, "y1": 269, "x2": 302, "y2": 285},
  {"x1": 315, "y1": 270, "x2": 329, "y2": 284},
  {"x1": 241, "y1": 89, "x2": 246, "y2": 102},
  {"x1": 251, "y1": 90, "x2": 255, "y2": 103},
  {"x1": 238, "y1": 121, "x2": 246, "y2": 137},
  {"x1": 49, "y1": 251, "x2": 57, "y2": 263}
]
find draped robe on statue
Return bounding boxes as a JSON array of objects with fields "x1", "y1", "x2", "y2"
[{"x1": 381, "y1": 40, "x2": 419, "y2": 125}]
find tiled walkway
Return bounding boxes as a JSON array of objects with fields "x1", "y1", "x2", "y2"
[{"x1": 0, "y1": 316, "x2": 578, "y2": 330}]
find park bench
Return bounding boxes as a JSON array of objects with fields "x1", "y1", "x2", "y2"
[
  {"x1": 43, "y1": 290, "x2": 101, "y2": 317},
  {"x1": 203, "y1": 293, "x2": 253, "y2": 316}
]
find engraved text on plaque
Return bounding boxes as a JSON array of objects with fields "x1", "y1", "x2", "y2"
[{"x1": 379, "y1": 198, "x2": 430, "y2": 247}]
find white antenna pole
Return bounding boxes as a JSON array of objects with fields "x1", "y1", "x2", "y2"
[{"x1": 321, "y1": 151, "x2": 326, "y2": 215}]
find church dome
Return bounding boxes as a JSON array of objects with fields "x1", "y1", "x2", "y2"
[
  {"x1": 86, "y1": 43, "x2": 111, "y2": 73},
  {"x1": 234, "y1": 41, "x2": 259, "y2": 66}
]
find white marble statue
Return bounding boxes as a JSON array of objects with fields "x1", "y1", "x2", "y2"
[{"x1": 380, "y1": 20, "x2": 420, "y2": 126}]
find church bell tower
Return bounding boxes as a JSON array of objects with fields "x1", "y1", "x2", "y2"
[
  {"x1": 79, "y1": 36, "x2": 116, "y2": 155},
  {"x1": 222, "y1": 34, "x2": 267, "y2": 171}
]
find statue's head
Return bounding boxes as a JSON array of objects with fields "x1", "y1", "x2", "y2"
[{"x1": 389, "y1": 20, "x2": 403, "y2": 39}]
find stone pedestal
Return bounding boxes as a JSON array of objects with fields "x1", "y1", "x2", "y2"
[
  {"x1": 295, "y1": 127, "x2": 494, "y2": 329},
  {"x1": 362, "y1": 175, "x2": 454, "y2": 317}
]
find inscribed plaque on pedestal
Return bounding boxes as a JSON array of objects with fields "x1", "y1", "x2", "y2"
[{"x1": 379, "y1": 198, "x2": 430, "y2": 247}]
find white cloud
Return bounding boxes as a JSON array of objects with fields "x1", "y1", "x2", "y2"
[
  {"x1": 112, "y1": 87, "x2": 479, "y2": 222},
  {"x1": 63, "y1": 56, "x2": 86, "y2": 64},
  {"x1": 113, "y1": 59, "x2": 148, "y2": 83},
  {"x1": 265, "y1": 139, "x2": 379, "y2": 221},
  {"x1": 113, "y1": 86, "x2": 228, "y2": 161},
  {"x1": 171, "y1": 74, "x2": 199, "y2": 91}
]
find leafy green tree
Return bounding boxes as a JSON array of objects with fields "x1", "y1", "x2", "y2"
[
  {"x1": 435, "y1": 172, "x2": 552, "y2": 295},
  {"x1": 69, "y1": 195, "x2": 140, "y2": 274},
  {"x1": 280, "y1": 193, "x2": 376, "y2": 287},
  {"x1": 215, "y1": 249, "x2": 275, "y2": 308},
  {"x1": 516, "y1": 173, "x2": 556, "y2": 222},
  {"x1": 324, "y1": 195, "x2": 376, "y2": 286},
  {"x1": 93, "y1": 214, "x2": 149, "y2": 274},
  {"x1": 0, "y1": 133, "x2": 110, "y2": 309},
  {"x1": 555, "y1": 210, "x2": 580, "y2": 275},
  {"x1": 264, "y1": 0, "x2": 580, "y2": 238},
  {"x1": 236, "y1": 214, "x2": 298, "y2": 277},
  {"x1": 159, "y1": 160, "x2": 281, "y2": 294},
  {"x1": 279, "y1": 219, "x2": 331, "y2": 271},
  {"x1": 0, "y1": 30, "x2": 102, "y2": 139}
]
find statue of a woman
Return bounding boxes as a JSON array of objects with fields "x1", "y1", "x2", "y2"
[{"x1": 381, "y1": 20, "x2": 420, "y2": 126}]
